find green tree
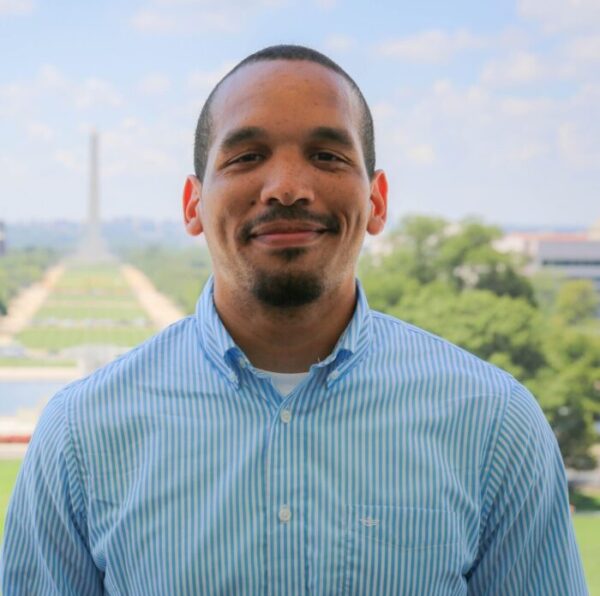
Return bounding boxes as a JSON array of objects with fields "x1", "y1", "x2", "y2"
[
  {"x1": 555, "y1": 279, "x2": 599, "y2": 325},
  {"x1": 529, "y1": 269, "x2": 566, "y2": 316},
  {"x1": 359, "y1": 216, "x2": 599, "y2": 470},
  {"x1": 530, "y1": 327, "x2": 600, "y2": 469},
  {"x1": 385, "y1": 215, "x2": 447, "y2": 285},
  {"x1": 392, "y1": 286, "x2": 546, "y2": 380},
  {"x1": 380, "y1": 216, "x2": 535, "y2": 303}
]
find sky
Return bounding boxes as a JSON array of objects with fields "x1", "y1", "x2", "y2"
[{"x1": 0, "y1": 0, "x2": 599, "y2": 228}]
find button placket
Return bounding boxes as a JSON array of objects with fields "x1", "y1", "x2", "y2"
[{"x1": 264, "y1": 398, "x2": 305, "y2": 594}]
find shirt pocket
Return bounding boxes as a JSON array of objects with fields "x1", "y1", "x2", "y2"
[{"x1": 342, "y1": 505, "x2": 464, "y2": 596}]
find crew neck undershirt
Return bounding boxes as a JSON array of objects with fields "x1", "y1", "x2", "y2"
[{"x1": 255, "y1": 367, "x2": 310, "y2": 396}]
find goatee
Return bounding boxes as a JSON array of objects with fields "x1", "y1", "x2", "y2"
[{"x1": 252, "y1": 270, "x2": 323, "y2": 308}]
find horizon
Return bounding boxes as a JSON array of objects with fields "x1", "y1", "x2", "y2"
[{"x1": 2, "y1": 215, "x2": 593, "y2": 234}]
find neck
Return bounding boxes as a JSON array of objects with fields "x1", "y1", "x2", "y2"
[{"x1": 213, "y1": 276, "x2": 357, "y2": 373}]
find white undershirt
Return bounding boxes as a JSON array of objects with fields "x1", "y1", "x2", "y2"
[{"x1": 255, "y1": 368, "x2": 310, "y2": 396}]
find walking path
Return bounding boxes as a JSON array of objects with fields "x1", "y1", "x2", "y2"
[
  {"x1": 0, "y1": 264, "x2": 65, "y2": 346},
  {"x1": 120, "y1": 264, "x2": 184, "y2": 329}
]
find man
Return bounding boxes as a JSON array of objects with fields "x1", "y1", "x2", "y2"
[{"x1": 1, "y1": 45, "x2": 587, "y2": 595}]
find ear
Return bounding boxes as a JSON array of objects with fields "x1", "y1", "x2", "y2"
[
  {"x1": 183, "y1": 175, "x2": 203, "y2": 236},
  {"x1": 366, "y1": 169, "x2": 388, "y2": 235}
]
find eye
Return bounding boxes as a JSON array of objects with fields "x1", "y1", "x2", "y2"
[
  {"x1": 229, "y1": 152, "x2": 264, "y2": 165},
  {"x1": 312, "y1": 151, "x2": 343, "y2": 162}
]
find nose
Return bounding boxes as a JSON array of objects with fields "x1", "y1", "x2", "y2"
[{"x1": 259, "y1": 154, "x2": 315, "y2": 207}]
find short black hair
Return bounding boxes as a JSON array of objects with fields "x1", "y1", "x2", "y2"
[{"x1": 193, "y1": 44, "x2": 375, "y2": 181}]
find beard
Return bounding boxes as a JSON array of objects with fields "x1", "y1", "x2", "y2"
[{"x1": 251, "y1": 261, "x2": 324, "y2": 308}]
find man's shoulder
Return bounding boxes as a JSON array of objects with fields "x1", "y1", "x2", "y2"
[
  {"x1": 369, "y1": 309, "x2": 516, "y2": 395},
  {"x1": 57, "y1": 315, "x2": 198, "y2": 408}
]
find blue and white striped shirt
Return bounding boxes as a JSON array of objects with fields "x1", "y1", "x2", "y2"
[{"x1": 1, "y1": 277, "x2": 587, "y2": 595}]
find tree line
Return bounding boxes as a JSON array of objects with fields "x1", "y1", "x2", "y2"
[{"x1": 0, "y1": 248, "x2": 59, "y2": 316}]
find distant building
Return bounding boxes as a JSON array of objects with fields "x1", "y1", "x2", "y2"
[
  {"x1": 496, "y1": 219, "x2": 600, "y2": 296},
  {"x1": 494, "y1": 231, "x2": 588, "y2": 272},
  {"x1": 537, "y1": 241, "x2": 600, "y2": 293},
  {"x1": 0, "y1": 221, "x2": 5, "y2": 256}
]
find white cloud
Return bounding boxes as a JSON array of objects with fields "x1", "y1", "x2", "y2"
[
  {"x1": 74, "y1": 78, "x2": 122, "y2": 109},
  {"x1": 480, "y1": 35, "x2": 600, "y2": 89},
  {"x1": 372, "y1": 101, "x2": 399, "y2": 122},
  {"x1": 376, "y1": 76, "x2": 599, "y2": 181},
  {"x1": 371, "y1": 78, "x2": 600, "y2": 226},
  {"x1": 187, "y1": 62, "x2": 236, "y2": 94},
  {"x1": 53, "y1": 150, "x2": 81, "y2": 171},
  {"x1": 0, "y1": 66, "x2": 123, "y2": 117},
  {"x1": 26, "y1": 121, "x2": 54, "y2": 141},
  {"x1": 518, "y1": 0, "x2": 600, "y2": 32},
  {"x1": 314, "y1": 0, "x2": 336, "y2": 9},
  {"x1": 131, "y1": 0, "x2": 283, "y2": 34},
  {"x1": 0, "y1": 155, "x2": 27, "y2": 178},
  {"x1": 0, "y1": 0, "x2": 33, "y2": 16},
  {"x1": 137, "y1": 73, "x2": 171, "y2": 95},
  {"x1": 406, "y1": 144, "x2": 436, "y2": 165},
  {"x1": 101, "y1": 118, "x2": 181, "y2": 178},
  {"x1": 499, "y1": 96, "x2": 556, "y2": 117},
  {"x1": 506, "y1": 142, "x2": 548, "y2": 162},
  {"x1": 481, "y1": 51, "x2": 547, "y2": 86},
  {"x1": 38, "y1": 64, "x2": 66, "y2": 88},
  {"x1": 564, "y1": 35, "x2": 600, "y2": 63},
  {"x1": 324, "y1": 34, "x2": 355, "y2": 53},
  {"x1": 375, "y1": 29, "x2": 486, "y2": 63},
  {"x1": 558, "y1": 122, "x2": 600, "y2": 168},
  {"x1": 131, "y1": 10, "x2": 182, "y2": 34}
]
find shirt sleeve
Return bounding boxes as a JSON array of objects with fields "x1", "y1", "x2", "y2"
[
  {"x1": 466, "y1": 381, "x2": 588, "y2": 595},
  {"x1": 0, "y1": 389, "x2": 103, "y2": 595}
]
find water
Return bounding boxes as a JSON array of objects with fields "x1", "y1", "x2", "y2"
[{"x1": 0, "y1": 381, "x2": 70, "y2": 416}]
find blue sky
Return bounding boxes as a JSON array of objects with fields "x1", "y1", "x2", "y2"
[{"x1": 0, "y1": 0, "x2": 598, "y2": 227}]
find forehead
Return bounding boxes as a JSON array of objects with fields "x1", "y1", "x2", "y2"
[{"x1": 209, "y1": 60, "x2": 362, "y2": 143}]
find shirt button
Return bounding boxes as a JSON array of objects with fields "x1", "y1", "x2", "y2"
[
  {"x1": 280, "y1": 409, "x2": 292, "y2": 424},
  {"x1": 330, "y1": 370, "x2": 340, "y2": 380},
  {"x1": 278, "y1": 505, "x2": 292, "y2": 523},
  {"x1": 238, "y1": 357, "x2": 246, "y2": 368}
]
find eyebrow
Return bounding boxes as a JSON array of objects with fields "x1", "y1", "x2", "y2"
[
  {"x1": 309, "y1": 126, "x2": 355, "y2": 149},
  {"x1": 218, "y1": 125, "x2": 356, "y2": 152},
  {"x1": 220, "y1": 127, "x2": 268, "y2": 152}
]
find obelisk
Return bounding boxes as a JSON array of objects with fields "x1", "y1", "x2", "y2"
[
  {"x1": 89, "y1": 129, "x2": 100, "y2": 245},
  {"x1": 78, "y1": 129, "x2": 110, "y2": 261}
]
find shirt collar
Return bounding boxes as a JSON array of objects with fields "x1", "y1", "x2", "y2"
[{"x1": 195, "y1": 275, "x2": 372, "y2": 388}]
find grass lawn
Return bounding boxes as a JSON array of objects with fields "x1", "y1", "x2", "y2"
[
  {"x1": 16, "y1": 326, "x2": 155, "y2": 350},
  {"x1": 35, "y1": 304, "x2": 149, "y2": 321},
  {"x1": 0, "y1": 459, "x2": 598, "y2": 593},
  {"x1": 13, "y1": 263, "x2": 156, "y2": 351},
  {"x1": 0, "y1": 461, "x2": 22, "y2": 540},
  {"x1": 0, "y1": 357, "x2": 77, "y2": 367},
  {"x1": 573, "y1": 516, "x2": 600, "y2": 593}
]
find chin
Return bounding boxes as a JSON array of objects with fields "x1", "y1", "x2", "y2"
[{"x1": 251, "y1": 269, "x2": 324, "y2": 308}]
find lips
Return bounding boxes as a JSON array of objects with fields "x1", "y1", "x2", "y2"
[
  {"x1": 250, "y1": 221, "x2": 328, "y2": 237},
  {"x1": 249, "y1": 220, "x2": 329, "y2": 248}
]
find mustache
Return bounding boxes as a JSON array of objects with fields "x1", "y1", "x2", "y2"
[{"x1": 239, "y1": 205, "x2": 340, "y2": 244}]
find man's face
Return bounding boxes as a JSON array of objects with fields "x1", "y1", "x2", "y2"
[{"x1": 184, "y1": 60, "x2": 387, "y2": 309}]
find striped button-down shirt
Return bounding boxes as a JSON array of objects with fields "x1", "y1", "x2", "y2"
[{"x1": 1, "y1": 277, "x2": 587, "y2": 595}]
